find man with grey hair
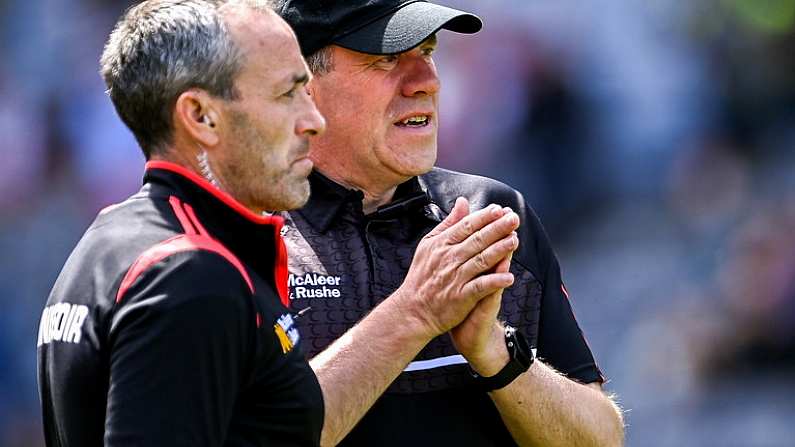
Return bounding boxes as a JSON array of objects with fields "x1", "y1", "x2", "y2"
[
  {"x1": 275, "y1": 0, "x2": 625, "y2": 446},
  {"x1": 37, "y1": 0, "x2": 520, "y2": 445}
]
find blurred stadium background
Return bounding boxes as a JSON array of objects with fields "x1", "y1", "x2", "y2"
[{"x1": 2, "y1": 0, "x2": 794, "y2": 445}]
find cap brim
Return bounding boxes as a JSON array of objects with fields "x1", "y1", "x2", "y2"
[{"x1": 334, "y1": 2, "x2": 482, "y2": 55}]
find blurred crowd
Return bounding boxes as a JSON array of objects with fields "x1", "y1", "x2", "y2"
[{"x1": 1, "y1": 0, "x2": 793, "y2": 445}]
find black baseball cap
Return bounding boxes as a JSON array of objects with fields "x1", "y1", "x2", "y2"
[{"x1": 276, "y1": 0, "x2": 482, "y2": 56}]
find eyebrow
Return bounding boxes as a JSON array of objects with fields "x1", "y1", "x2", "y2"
[
  {"x1": 292, "y1": 72, "x2": 311, "y2": 85},
  {"x1": 277, "y1": 72, "x2": 311, "y2": 92},
  {"x1": 421, "y1": 34, "x2": 438, "y2": 47}
]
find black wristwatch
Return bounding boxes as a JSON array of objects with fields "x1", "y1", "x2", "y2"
[{"x1": 471, "y1": 325, "x2": 534, "y2": 392}]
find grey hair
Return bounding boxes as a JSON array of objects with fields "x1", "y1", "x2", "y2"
[
  {"x1": 306, "y1": 45, "x2": 334, "y2": 75},
  {"x1": 100, "y1": 0, "x2": 272, "y2": 158}
]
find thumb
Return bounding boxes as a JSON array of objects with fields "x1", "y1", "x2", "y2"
[
  {"x1": 494, "y1": 248, "x2": 514, "y2": 274},
  {"x1": 426, "y1": 197, "x2": 469, "y2": 238}
]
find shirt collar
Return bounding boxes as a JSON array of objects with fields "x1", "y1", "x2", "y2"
[{"x1": 297, "y1": 170, "x2": 433, "y2": 233}]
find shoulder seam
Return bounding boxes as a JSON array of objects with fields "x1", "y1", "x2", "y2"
[
  {"x1": 115, "y1": 196, "x2": 254, "y2": 304},
  {"x1": 115, "y1": 234, "x2": 255, "y2": 304}
]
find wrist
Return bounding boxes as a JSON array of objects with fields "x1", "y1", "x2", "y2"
[
  {"x1": 470, "y1": 325, "x2": 534, "y2": 392},
  {"x1": 468, "y1": 323, "x2": 510, "y2": 377},
  {"x1": 387, "y1": 287, "x2": 439, "y2": 342}
]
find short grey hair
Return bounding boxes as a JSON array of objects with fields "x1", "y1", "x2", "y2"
[
  {"x1": 306, "y1": 45, "x2": 335, "y2": 75},
  {"x1": 100, "y1": 0, "x2": 271, "y2": 158}
]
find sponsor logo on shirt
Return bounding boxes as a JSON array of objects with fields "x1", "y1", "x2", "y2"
[
  {"x1": 274, "y1": 313, "x2": 300, "y2": 354},
  {"x1": 37, "y1": 303, "x2": 89, "y2": 347},
  {"x1": 287, "y1": 272, "x2": 342, "y2": 300}
]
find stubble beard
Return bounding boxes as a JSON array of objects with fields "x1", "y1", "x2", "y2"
[
  {"x1": 220, "y1": 151, "x2": 309, "y2": 213},
  {"x1": 223, "y1": 131, "x2": 311, "y2": 212}
]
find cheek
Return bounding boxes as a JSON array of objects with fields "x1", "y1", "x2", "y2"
[
  {"x1": 322, "y1": 103, "x2": 382, "y2": 152},
  {"x1": 253, "y1": 117, "x2": 293, "y2": 164},
  {"x1": 264, "y1": 113, "x2": 292, "y2": 143},
  {"x1": 317, "y1": 80, "x2": 386, "y2": 131}
]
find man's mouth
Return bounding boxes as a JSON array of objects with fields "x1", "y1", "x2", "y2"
[{"x1": 395, "y1": 115, "x2": 431, "y2": 128}]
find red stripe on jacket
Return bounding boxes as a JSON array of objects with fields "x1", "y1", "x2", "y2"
[{"x1": 115, "y1": 196, "x2": 255, "y2": 303}]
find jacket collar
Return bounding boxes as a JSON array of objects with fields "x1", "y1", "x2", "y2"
[
  {"x1": 145, "y1": 160, "x2": 284, "y2": 228},
  {"x1": 143, "y1": 161, "x2": 290, "y2": 304},
  {"x1": 297, "y1": 170, "x2": 433, "y2": 233}
]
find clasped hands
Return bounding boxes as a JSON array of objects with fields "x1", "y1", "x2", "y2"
[{"x1": 394, "y1": 197, "x2": 519, "y2": 377}]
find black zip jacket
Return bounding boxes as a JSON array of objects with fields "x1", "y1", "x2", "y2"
[{"x1": 37, "y1": 161, "x2": 324, "y2": 447}]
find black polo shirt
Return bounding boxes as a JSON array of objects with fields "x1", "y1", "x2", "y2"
[
  {"x1": 37, "y1": 161, "x2": 323, "y2": 447},
  {"x1": 281, "y1": 168, "x2": 604, "y2": 446}
]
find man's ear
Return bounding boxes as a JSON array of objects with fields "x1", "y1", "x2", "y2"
[{"x1": 173, "y1": 89, "x2": 220, "y2": 147}]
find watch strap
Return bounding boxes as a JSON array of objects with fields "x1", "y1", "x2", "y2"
[{"x1": 471, "y1": 326, "x2": 534, "y2": 392}]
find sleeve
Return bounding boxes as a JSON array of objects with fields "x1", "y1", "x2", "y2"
[
  {"x1": 104, "y1": 251, "x2": 255, "y2": 446},
  {"x1": 515, "y1": 195, "x2": 605, "y2": 384}
]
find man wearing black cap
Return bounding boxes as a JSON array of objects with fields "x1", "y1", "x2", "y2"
[{"x1": 276, "y1": 1, "x2": 625, "y2": 446}]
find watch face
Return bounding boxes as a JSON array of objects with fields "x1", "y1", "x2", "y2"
[
  {"x1": 508, "y1": 326, "x2": 534, "y2": 368},
  {"x1": 505, "y1": 325, "x2": 517, "y2": 338}
]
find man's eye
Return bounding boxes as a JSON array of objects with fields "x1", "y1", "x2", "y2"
[
  {"x1": 421, "y1": 47, "x2": 436, "y2": 57},
  {"x1": 380, "y1": 55, "x2": 399, "y2": 64},
  {"x1": 282, "y1": 87, "x2": 297, "y2": 98}
]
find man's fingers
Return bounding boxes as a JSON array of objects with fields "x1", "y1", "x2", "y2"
[
  {"x1": 460, "y1": 232, "x2": 518, "y2": 279},
  {"x1": 455, "y1": 210, "x2": 519, "y2": 263},
  {"x1": 461, "y1": 272, "x2": 515, "y2": 301},
  {"x1": 444, "y1": 204, "x2": 506, "y2": 244},
  {"x1": 493, "y1": 242, "x2": 515, "y2": 274},
  {"x1": 426, "y1": 197, "x2": 469, "y2": 239}
]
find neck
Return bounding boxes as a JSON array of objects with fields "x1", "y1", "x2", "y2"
[
  {"x1": 315, "y1": 167, "x2": 399, "y2": 215},
  {"x1": 196, "y1": 150, "x2": 222, "y2": 189},
  {"x1": 361, "y1": 186, "x2": 398, "y2": 215},
  {"x1": 151, "y1": 150, "x2": 218, "y2": 187},
  {"x1": 150, "y1": 149, "x2": 266, "y2": 216}
]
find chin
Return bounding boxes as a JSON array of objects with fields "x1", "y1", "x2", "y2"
[
  {"x1": 282, "y1": 180, "x2": 311, "y2": 211},
  {"x1": 288, "y1": 191, "x2": 311, "y2": 210},
  {"x1": 407, "y1": 152, "x2": 438, "y2": 175},
  {"x1": 386, "y1": 146, "x2": 437, "y2": 176},
  {"x1": 252, "y1": 180, "x2": 309, "y2": 212},
  {"x1": 401, "y1": 164, "x2": 434, "y2": 178}
]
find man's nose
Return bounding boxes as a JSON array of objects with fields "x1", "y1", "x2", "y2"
[
  {"x1": 400, "y1": 54, "x2": 440, "y2": 97},
  {"x1": 297, "y1": 95, "x2": 326, "y2": 137}
]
